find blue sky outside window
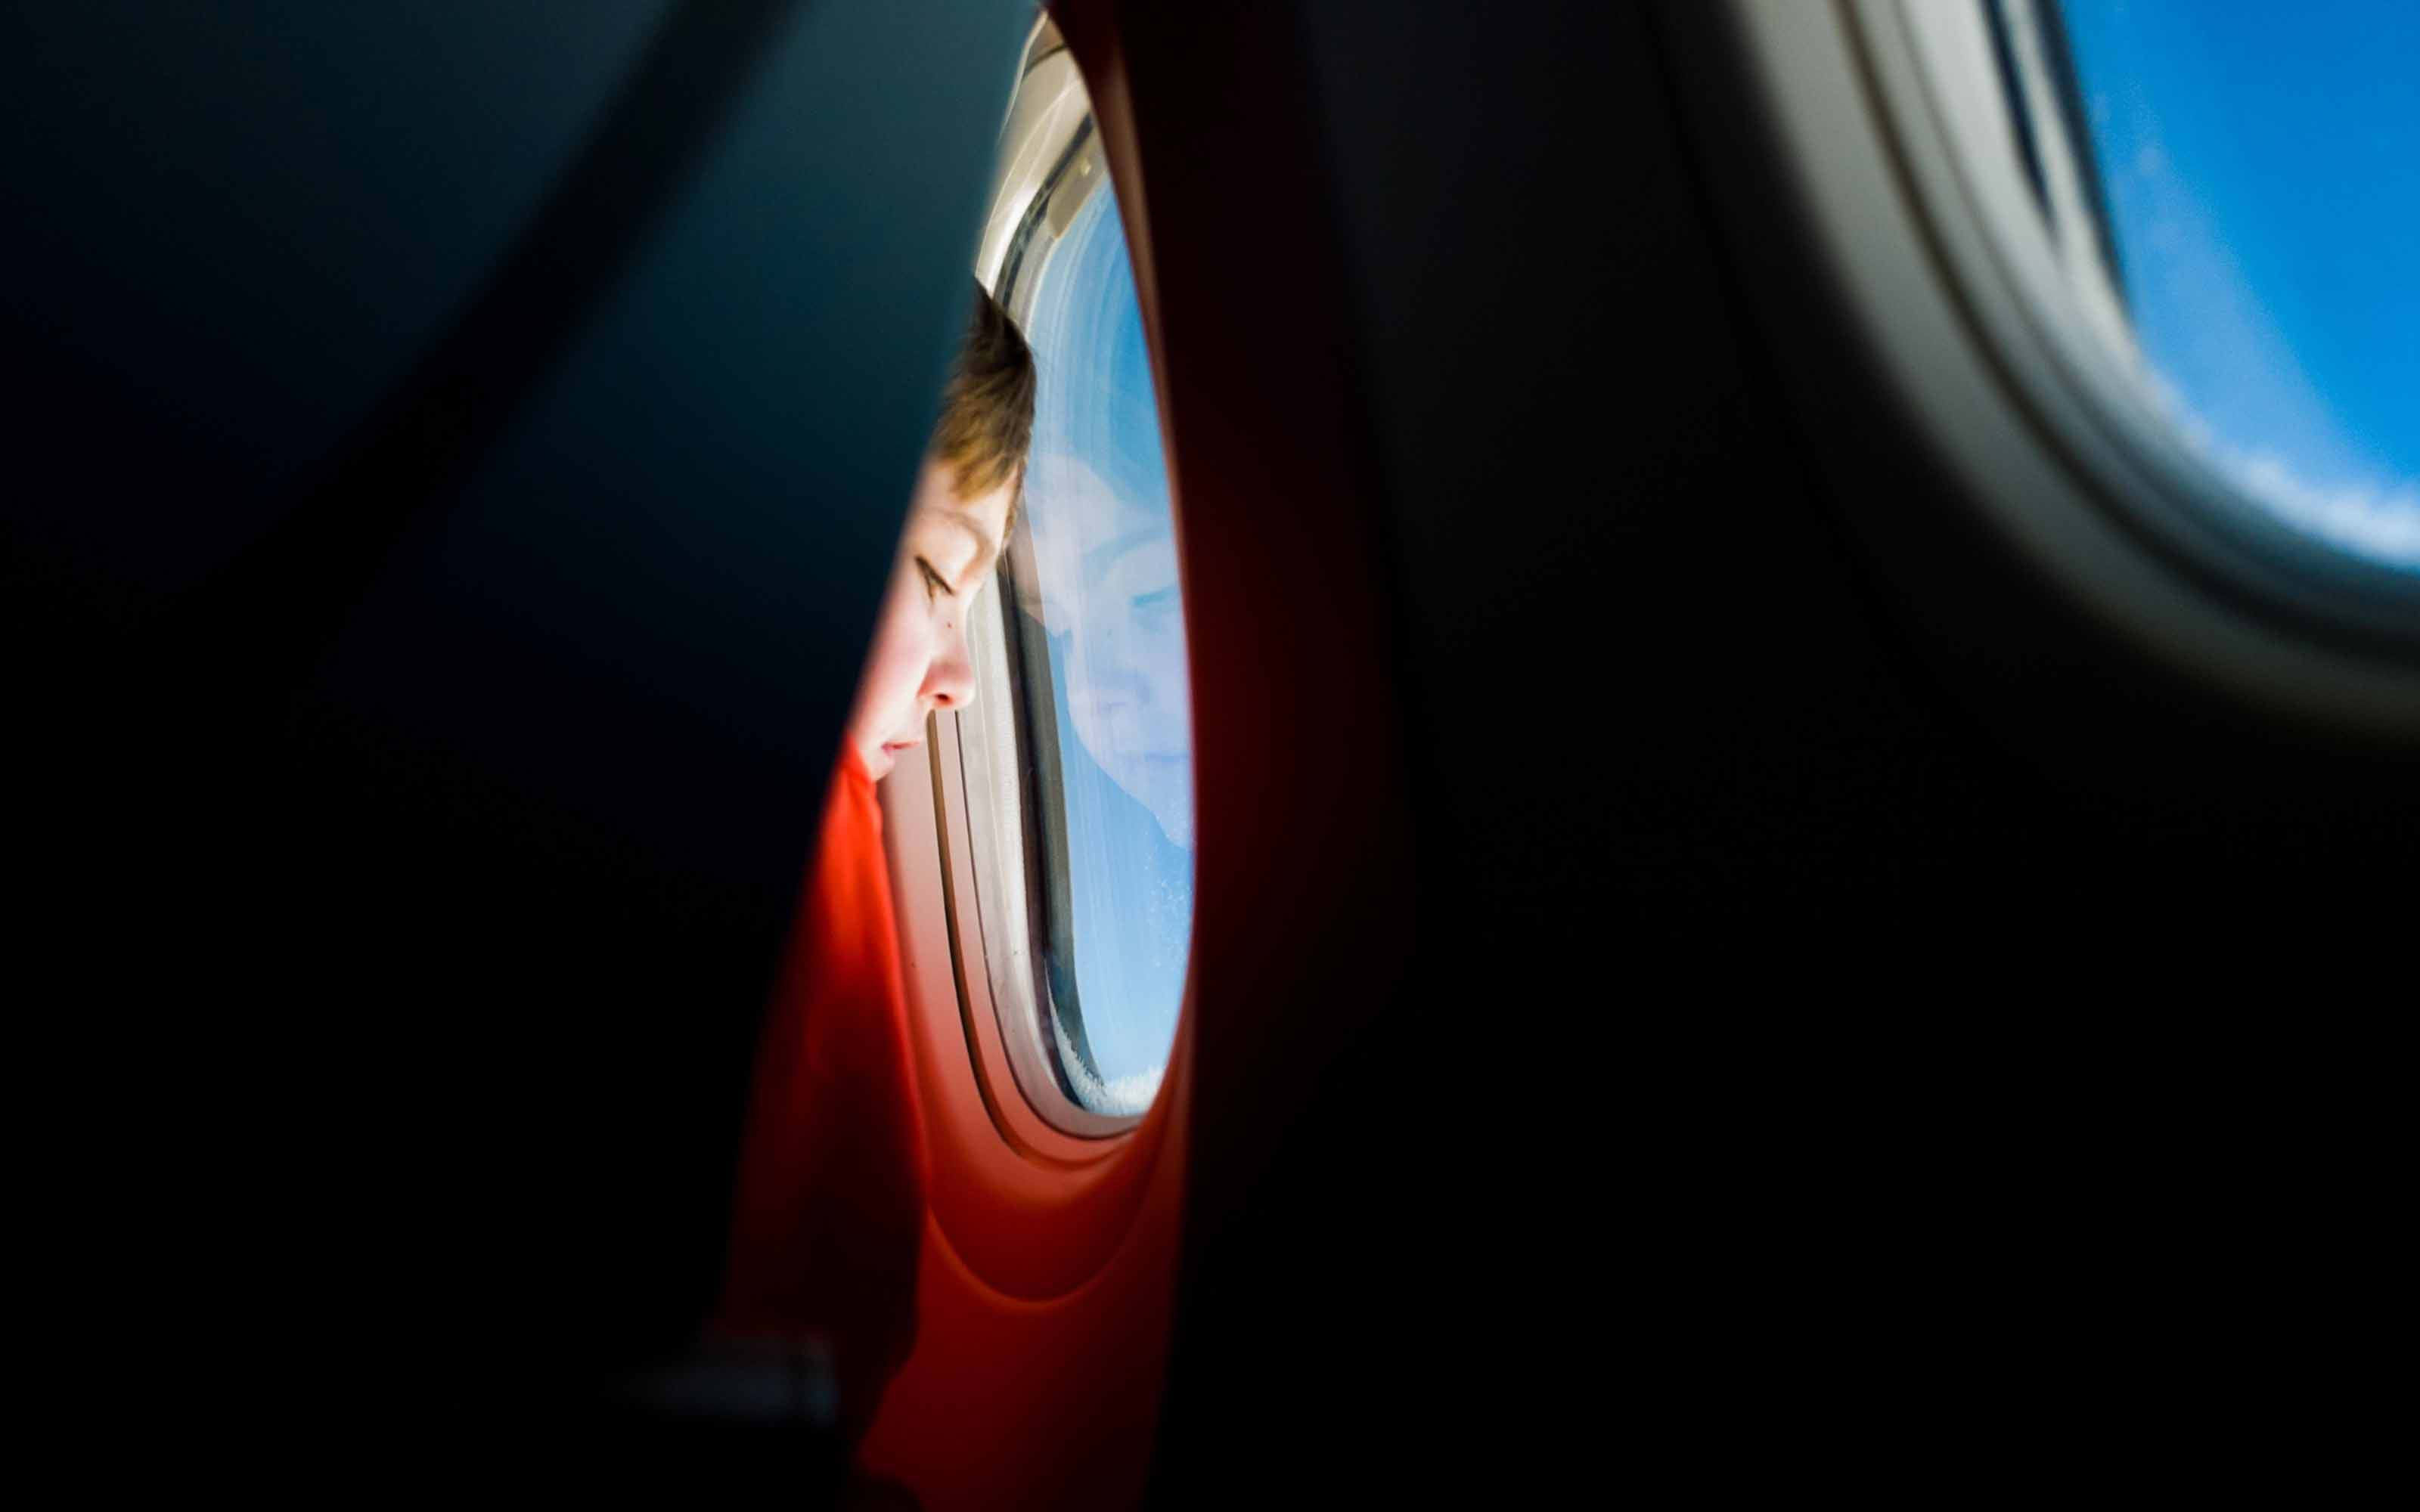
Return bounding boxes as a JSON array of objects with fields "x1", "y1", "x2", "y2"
[
  {"x1": 1014, "y1": 182, "x2": 1192, "y2": 1115},
  {"x1": 2057, "y1": 0, "x2": 2419, "y2": 567}
]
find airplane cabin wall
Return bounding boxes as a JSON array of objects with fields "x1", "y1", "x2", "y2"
[
  {"x1": 10, "y1": 0, "x2": 2403, "y2": 1489},
  {"x1": 1122, "y1": 2, "x2": 2412, "y2": 1498}
]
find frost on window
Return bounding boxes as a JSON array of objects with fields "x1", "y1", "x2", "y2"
[{"x1": 1011, "y1": 181, "x2": 1191, "y2": 1116}]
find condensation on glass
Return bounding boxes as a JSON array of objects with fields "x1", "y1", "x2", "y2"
[{"x1": 1944, "y1": 0, "x2": 2419, "y2": 572}]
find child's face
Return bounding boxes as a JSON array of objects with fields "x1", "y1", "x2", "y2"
[{"x1": 845, "y1": 457, "x2": 1016, "y2": 781}]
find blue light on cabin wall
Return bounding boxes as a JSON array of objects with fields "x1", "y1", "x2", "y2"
[
  {"x1": 2059, "y1": 0, "x2": 2420, "y2": 566},
  {"x1": 1018, "y1": 183, "x2": 1193, "y2": 1114}
]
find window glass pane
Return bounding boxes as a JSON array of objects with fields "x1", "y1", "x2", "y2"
[
  {"x1": 1013, "y1": 181, "x2": 1191, "y2": 1115},
  {"x1": 2052, "y1": 0, "x2": 2419, "y2": 567}
]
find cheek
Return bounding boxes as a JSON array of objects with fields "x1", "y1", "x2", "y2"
[{"x1": 857, "y1": 581, "x2": 935, "y2": 713}]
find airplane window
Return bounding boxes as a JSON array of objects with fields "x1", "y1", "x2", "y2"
[
  {"x1": 997, "y1": 174, "x2": 1192, "y2": 1117},
  {"x1": 2049, "y1": 0, "x2": 2418, "y2": 569},
  {"x1": 1953, "y1": 0, "x2": 2418, "y2": 573}
]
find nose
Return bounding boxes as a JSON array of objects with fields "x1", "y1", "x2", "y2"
[{"x1": 923, "y1": 615, "x2": 976, "y2": 711}]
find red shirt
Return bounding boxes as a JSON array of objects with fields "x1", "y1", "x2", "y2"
[{"x1": 716, "y1": 745, "x2": 928, "y2": 1440}]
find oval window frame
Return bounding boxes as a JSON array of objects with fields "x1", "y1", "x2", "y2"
[
  {"x1": 1875, "y1": 0, "x2": 2420, "y2": 651},
  {"x1": 1696, "y1": 0, "x2": 2420, "y2": 738},
  {"x1": 873, "y1": 10, "x2": 1191, "y2": 1303}
]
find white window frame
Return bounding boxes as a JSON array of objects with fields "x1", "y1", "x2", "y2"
[
  {"x1": 1708, "y1": 0, "x2": 2420, "y2": 735},
  {"x1": 880, "y1": 11, "x2": 1150, "y2": 1140}
]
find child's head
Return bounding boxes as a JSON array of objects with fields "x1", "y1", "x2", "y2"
[{"x1": 845, "y1": 285, "x2": 1036, "y2": 780}]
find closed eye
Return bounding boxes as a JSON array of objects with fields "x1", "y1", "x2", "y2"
[{"x1": 917, "y1": 556, "x2": 954, "y2": 600}]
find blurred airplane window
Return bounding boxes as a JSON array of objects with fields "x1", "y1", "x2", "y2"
[
  {"x1": 1004, "y1": 178, "x2": 1191, "y2": 1117},
  {"x1": 2017, "y1": 0, "x2": 2419, "y2": 568}
]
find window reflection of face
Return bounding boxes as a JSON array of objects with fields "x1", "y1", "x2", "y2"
[
  {"x1": 846, "y1": 457, "x2": 1013, "y2": 782},
  {"x1": 1022, "y1": 454, "x2": 1194, "y2": 850}
]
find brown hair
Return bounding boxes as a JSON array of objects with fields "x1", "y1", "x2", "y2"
[{"x1": 931, "y1": 283, "x2": 1036, "y2": 510}]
